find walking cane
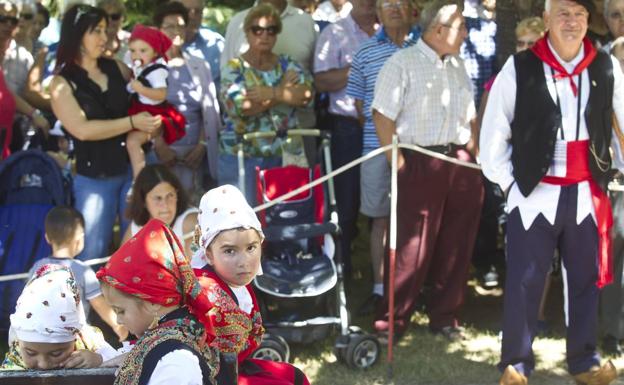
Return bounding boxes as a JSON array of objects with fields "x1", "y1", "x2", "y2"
[{"x1": 387, "y1": 135, "x2": 399, "y2": 379}]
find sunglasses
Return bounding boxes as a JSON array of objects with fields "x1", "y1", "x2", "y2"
[
  {"x1": 21, "y1": 13, "x2": 34, "y2": 21},
  {"x1": 0, "y1": 15, "x2": 19, "y2": 27},
  {"x1": 107, "y1": 12, "x2": 122, "y2": 21},
  {"x1": 249, "y1": 25, "x2": 279, "y2": 36}
]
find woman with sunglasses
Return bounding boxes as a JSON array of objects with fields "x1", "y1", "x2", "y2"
[
  {"x1": 49, "y1": 4, "x2": 161, "y2": 264},
  {"x1": 97, "y1": 0, "x2": 130, "y2": 62},
  {"x1": 219, "y1": 3, "x2": 313, "y2": 205}
]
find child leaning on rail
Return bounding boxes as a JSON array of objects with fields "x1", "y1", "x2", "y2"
[
  {"x1": 27, "y1": 206, "x2": 127, "y2": 341},
  {"x1": 191, "y1": 184, "x2": 310, "y2": 385},
  {"x1": 1, "y1": 264, "x2": 118, "y2": 370}
]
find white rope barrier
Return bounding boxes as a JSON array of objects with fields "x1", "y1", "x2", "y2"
[{"x1": 2, "y1": 139, "x2": 618, "y2": 282}]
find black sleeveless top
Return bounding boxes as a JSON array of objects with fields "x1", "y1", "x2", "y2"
[{"x1": 59, "y1": 58, "x2": 130, "y2": 178}]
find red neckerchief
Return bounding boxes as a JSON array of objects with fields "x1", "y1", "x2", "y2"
[{"x1": 530, "y1": 33, "x2": 597, "y2": 97}]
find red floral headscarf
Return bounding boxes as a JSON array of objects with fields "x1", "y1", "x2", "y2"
[{"x1": 96, "y1": 219, "x2": 212, "y2": 330}]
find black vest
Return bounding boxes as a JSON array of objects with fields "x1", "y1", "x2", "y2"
[{"x1": 510, "y1": 49, "x2": 614, "y2": 197}]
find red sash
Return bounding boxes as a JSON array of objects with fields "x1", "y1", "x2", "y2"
[{"x1": 541, "y1": 140, "x2": 613, "y2": 288}]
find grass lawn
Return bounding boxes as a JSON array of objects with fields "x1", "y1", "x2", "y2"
[{"x1": 287, "y1": 215, "x2": 624, "y2": 385}]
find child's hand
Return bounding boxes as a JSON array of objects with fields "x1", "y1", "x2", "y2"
[
  {"x1": 61, "y1": 350, "x2": 103, "y2": 369},
  {"x1": 129, "y1": 79, "x2": 144, "y2": 93}
]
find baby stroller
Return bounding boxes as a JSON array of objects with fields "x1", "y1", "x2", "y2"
[
  {"x1": 239, "y1": 129, "x2": 380, "y2": 369},
  {"x1": 0, "y1": 150, "x2": 71, "y2": 331}
]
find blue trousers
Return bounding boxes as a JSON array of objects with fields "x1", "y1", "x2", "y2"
[
  {"x1": 500, "y1": 185, "x2": 601, "y2": 376},
  {"x1": 73, "y1": 170, "x2": 132, "y2": 261}
]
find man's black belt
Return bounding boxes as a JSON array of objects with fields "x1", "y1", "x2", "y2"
[{"x1": 423, "y1": 143, "x2": 461, "y2": 155}]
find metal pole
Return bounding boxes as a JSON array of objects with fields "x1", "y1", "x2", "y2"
[{"x1": 387, "y1": 134, "x2": 398, "y2": 379}]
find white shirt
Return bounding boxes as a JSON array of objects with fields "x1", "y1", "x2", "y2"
[
  {"x1": 230, "y1": 285, "x2": 254, "y2": 314},
  {"x1": 131, "y1": 208, "x2": 198, "y2": 241},
  {"x1": 221, "y1": 5, "x2": 318, "y2": 72},
  {"x1": 372, "y1": 39, "x2": 475, "y2": 146},
  {"x1": 480, "y1": 40, "x2": 624, "y2": 230},
  {"x1": 130, "y1": 58, "x2": 169, "y2": 105},
  {"x1": 312, "y1": 1, "x2": 352, "y2": 23},
  {"x1": 147, "y1": 349, "x2": 202, "y2": 385},
  {"x1": 2, "y1": 39, "x2": 34, "y2": 94}
]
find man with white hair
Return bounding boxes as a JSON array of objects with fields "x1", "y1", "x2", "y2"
[
  {"x1": 480, "y1": 0, "x2": 624, "y2": 381},
  {"x1": 372, "y1": 0, "x2": 483, "y2": 342}
]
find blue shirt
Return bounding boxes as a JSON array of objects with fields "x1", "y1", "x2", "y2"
[
  {"x1": 459, "y1": 16, "x2": 497, "y2": 109},
  {"x1": 183, "y1": 27, "x2": 225, "y2": 90},
  {"x1": 346, "y1": 26, "x2": 420, "y2": 154}
]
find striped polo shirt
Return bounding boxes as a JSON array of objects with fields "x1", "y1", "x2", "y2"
[{"x1": 346, "y1": 26, "x2": 420, "y2": 155}]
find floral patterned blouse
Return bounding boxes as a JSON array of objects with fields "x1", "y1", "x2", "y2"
[{"x1": 220, "y1": 54, "x2": 312, "y2": 157}]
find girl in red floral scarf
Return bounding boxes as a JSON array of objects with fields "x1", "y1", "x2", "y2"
[{"x1": 97, "y1": 219, "x2": 217, "y2": 385}]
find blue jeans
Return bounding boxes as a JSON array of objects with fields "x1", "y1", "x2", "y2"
[
  {"x1": 217, "y1": 153, "x2": 281, "y2": 206},
  {"x1": 73, "y1": 169, "x2": 132, "y2": 261}
]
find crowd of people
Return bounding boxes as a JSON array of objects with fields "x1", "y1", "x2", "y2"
[{"x1": 2, "y1": 0, "x2": 624, "y2": 384}]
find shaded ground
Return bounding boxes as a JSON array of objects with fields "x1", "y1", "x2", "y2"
[{"x1": 290, "y1": 216, "x2": 624, "y2": 384}]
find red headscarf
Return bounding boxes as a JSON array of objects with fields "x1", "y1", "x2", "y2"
[
  {"x1": 96, "y1": 219, "x2": 212, "y2": 329},
  {"x1": 129, "y1": 24, "x2": 172, "y2": 62}
]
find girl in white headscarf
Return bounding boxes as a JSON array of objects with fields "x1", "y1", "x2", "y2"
[
  {"x1": 192, "y1": 184, "x2": 310, "y2": 385},
  {"x1": 1, "y1": 264, "x2": 117, "y2": 370}
]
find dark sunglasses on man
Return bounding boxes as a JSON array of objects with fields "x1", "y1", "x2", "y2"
[
  {"x1": 20, "y1": 13, "x2": 33, "y2": 20},
  {"x1": 107, "y1": 12, "x2": 122, "y2": 21},
  {"x1": 0, "y1": 15, "x2": 19, "y2": 26},
  {"x1": 250, "y1": 25, "x2": 279, "y2": 36}
]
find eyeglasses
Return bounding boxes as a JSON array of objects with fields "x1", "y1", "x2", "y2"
[
  {"x1": 249, "y1": 25, "x2": 279, "y2": 36},
  {"x1": 187, "y1": 7, "x2": 203, "y2": 15},
  {"x1": 20, "y1": 13, "x2": 34, "y2": 21},
  {"x1": 380, "y1": 1, "x2": 408, "y2": 9},
  {"x1": 441, "y1": 22, "x2": 466, "y2": 31},
  {"x1": 107, "y1": 12, "x2": 122, "y2": 21},
  {"x1": 161, "y1": 23, "x2": 185, "y2": 32},
  {"x1": 0, "y1": 15, "x2": 19, "y2": 27},
  {"x1": 516, "y1": 39, "x2": 536, "y2": 49}
]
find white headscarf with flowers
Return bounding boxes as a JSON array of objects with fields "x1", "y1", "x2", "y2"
[
  {"x1": 191, "y1": 184, "x2": 264, "y2": 268},
  {"x1": 10, "y1": 264, "x2": 87, "y2": 343}
]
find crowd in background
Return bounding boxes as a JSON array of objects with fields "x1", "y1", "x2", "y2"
[{"x1": 3, "y1": 0, "x2": 624, "y2": 380}]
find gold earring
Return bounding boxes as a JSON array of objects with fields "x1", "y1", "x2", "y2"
[{"x1": 148, "y1": 313, "x2": 159, "y2": 329}]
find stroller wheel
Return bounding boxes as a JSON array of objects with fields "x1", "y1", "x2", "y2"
[
  {"x1": 345, "y1": 334, "x2": 380, "y2": 370},
  {"x1": 251, "y1": 334, "x2": 290, "y2": 363}
]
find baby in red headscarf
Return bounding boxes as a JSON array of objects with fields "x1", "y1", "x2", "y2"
[{"x1": 127, "y1": 24, "x2": 186, "y2": 179}]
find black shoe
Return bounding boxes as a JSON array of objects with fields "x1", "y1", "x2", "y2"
[
  {"x1": 356, "y1": 293, "x2": 382, "y2": 316},
  {"x1": 602, "y1": 334, "x2": 623, "y2": 357},
  {"x1": 431, "y1": 326, "x2": 466, "y2": 342}
]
